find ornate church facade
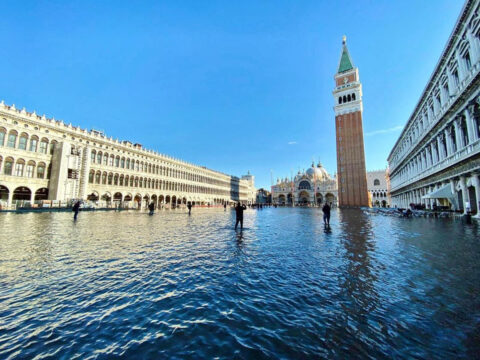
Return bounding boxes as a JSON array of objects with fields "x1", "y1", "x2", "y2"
[{"x1": 271, "y1": 162, "x2": 338, "y2": 206}]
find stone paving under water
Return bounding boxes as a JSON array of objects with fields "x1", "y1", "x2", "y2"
[{"x1": 0, "y1": 207, "x2": 479, "y2": 359}]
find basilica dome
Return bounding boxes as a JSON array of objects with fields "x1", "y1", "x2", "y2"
[{"x1": 306, "y1": 162, "x2": 330, "y2": 181}]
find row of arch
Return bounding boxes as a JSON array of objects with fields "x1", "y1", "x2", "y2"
[
  {"x1": 0, "y1": 156, "x2": 49, "y2": 178},
  {"x1": 90, "y1": 149, "x2": 231, "y2": 187},
  {"x1": 0, "y1": 127, "x2": 57, "y2": 154},
  {"x1": 88, "y1": 170, "x2": 240, "y2": 196},
  {"x1": 338, "y1": 93, "x2": 356, "y2": 104},
  {"x1": 371, "y1": 191, "x2": 387, "y2": 198},
  {"x1": 0, "y1": 185, "x2": 49, "y2": 203},
  {"x1": 276, "y1": 192, "x2": 336, "y2": 205},
  {"x1": 86, "y1": 191, "x2": 231, "y2": 208}
]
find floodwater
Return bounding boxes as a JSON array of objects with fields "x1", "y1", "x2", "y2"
[{"x1": 0, "y1": 208, "x2": 479, "y2": 359}]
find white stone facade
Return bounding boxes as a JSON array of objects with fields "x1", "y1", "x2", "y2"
[
  {"x1": 0, "y1": 101, "x2": 256, "y2": 208},
  {"x1": 271, "y1": 162, "x2": 338, "y2": 206},
  {"x1": 367, "y1": 170, "x2": 390, "y2": 207},
  {"x1": 387, "y1": 0, "x2": 480, "y2": 215}
]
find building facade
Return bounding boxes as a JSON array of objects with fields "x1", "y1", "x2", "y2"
[
  {"x1": 367, "y1": 170, "x2": 390, "y2": 207},
  {"x1": 0, "y1": 101, "x2": 256, "y2": 208},
  {"x1": 333, "y1": 36, "x2": 369, "y2": 207},
  {"x1": 271, "y1": 162, "x2": 338, "y2": 206},
  {"x1": 387, "y1": 0, "x2": 480, "y2": 216}
]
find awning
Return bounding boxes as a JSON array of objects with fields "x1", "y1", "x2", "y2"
[{"x1": 422, "y1": 184, "x2": 454, "y2": 200}]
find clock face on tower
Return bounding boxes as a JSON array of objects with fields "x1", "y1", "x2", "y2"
[{"x1": 343, "y1": 77, "x2": 348, "y2": 84}]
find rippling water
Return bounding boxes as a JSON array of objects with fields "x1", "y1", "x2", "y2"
[{"x1": 0, "y1": 208, "x2": 479, "y2": 359}]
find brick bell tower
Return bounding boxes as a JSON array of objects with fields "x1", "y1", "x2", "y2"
[{"x1": 333, "y1": 36, "x2": 369, "y2": 207}]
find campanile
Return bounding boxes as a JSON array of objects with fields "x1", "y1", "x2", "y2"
[{"x1": 333, "y1": 36, "x2": 369, "y2": 207}]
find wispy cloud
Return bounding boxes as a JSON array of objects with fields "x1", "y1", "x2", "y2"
[
  {"x1": 365, "y1": 125, "x2": 403, "y2": 137},
  {"x1": 287, "y1": 141, "x2": 297, "y2": 145}
]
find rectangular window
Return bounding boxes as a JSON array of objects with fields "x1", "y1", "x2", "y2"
[
  {"x1": 0, "y1": 131, "x2": 5, "y2": 146},
  {"x1": 26, "y1": 165, "x2": 34, "y2": 178},
  {"x1": 14, "y1": 163, "x2": 24, "y2": 176},
  {"x1": 29, "y1": 139, "x2": 38, "y2": 152},
  {"x1": 39, "y1": 141, "x2": 47, "y2": 154},
  {"x1": 18, "y1": 137, "x2": 27, "y2": 150},
  {"x1": 37, "y1": 166, "x2": 45, "y2": 179},
  {"x1": 7, "y1": 134, "x2": 16, "y2": 148}
]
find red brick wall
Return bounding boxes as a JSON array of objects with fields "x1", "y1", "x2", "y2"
[{"x1": 335, "y1": 110, "x2": 369, "y2": 207}]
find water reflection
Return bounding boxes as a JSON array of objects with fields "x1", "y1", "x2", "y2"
[{"x1": 0, "y1": 208, "x2": 479, "y2": 359}]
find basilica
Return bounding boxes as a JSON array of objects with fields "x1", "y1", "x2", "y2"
[{"x1": 271, "y1": 162, "x2": 338, "y2": 206}]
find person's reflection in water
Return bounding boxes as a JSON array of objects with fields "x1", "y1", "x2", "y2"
[{"x1": 329, "y1": 208, "x2": 380, "y2": 356}]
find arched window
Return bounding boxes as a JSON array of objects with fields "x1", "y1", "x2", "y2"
[
  {"x1": 347, "y1": 94, "x2": 351, "y2": 102},
  {"x1": 18, "y1": 133, "x2": 28, "y2": 150},
  {"x1": 373, "y1": 179, "x2": 380, "y2": 186},
  {"x1": 342, "y1": 95, "x2": 347, "y2": 103},
  {"x1": 97, "y1": 151, "x2": 102, "y2": 164},
  {"x1": 39, "y1": 138, "x2": 48, "y2": 154},
  {"x1": 102, "y1": 172, "x2": 107, "y2": 184},
  {"x1": 103, "y1": 153, "x2": 108, "y2": 165},
  {"x1": 0, "y1": 127, "x2": 5, "y2": 146},
  {"x1": 339, "y1": 97, "x2": 343, "y2": 104},
  {"x1": 109, "y1": 154, "x2": 114, "y2": 166},
  {"x1": 7, "y1": 131, "x2": 18, "y2": 148},
  {"x1": 89, "y1": 170, "x2": 95, "y2": 183},
  {"x1": 126, "y1": 158, "x2": 130, "y2": 169},
  {"x1": 352, "y1": 93, "x2": 356, "y2": 101},
  {"x1": 37, "y1": 162, "x2": 46, "y2": 178},
  {"x1": 4, "y1": 157, "x2": 13, "y2": 175},
  {"x1": 29, "y1": 136, "x2": 38, "y2": 152},
  {"x1": 115, "y1": 156, "x2": 120, "y2": 167},
  {"x1": 15, "y1": 159, "x2": 25, "y2": 176},
  {"x1": 91, "y1": 150, "x2": 96, "y2": 163},
  {"x1": 298, "y1": 180, "x2": 311, "y2": 190},
  {"x1": 95, "y1": 171, "x2": 101, "y2": 184},
  {"x1": 121, "y1": 157, "x2": 125, "y2": 168},
  {"x1": 26, "y1": 161, "x2": 35, "y2": 178}
]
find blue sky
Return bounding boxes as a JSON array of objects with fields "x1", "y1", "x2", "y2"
[{"x1": 0, "y1": 1, "x2": 464, "y2": 189}]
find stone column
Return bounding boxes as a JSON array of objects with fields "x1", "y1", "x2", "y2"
[
  {"x1": 437, "y1": 135, "x2": 444, "y2": 160},
  {"x1": 449, "y1": 179, "x2": 457, "y2": 210},
  {"x1": 455, "y1": 50, "x2": 466, "y2": 81},
  {"x1": 7, "y1": 189, "x2": 13, "y2": 208},
  {"x1": 465, "y1": 106, "x2": 476, "y2": 144},
  {"x1": 459, "y1": 176, "x2": 469, "y2": 215},
  {"x1": 453, "y1": 119, "x2": 462, "y2": 150},
  {"x1": 78, "y1": 146, "x2": 91, "y2": 200},
  {"x1": 445, "y1": 128, "x2": 453, "y2": 156},
  {"x1": 472, "y1": 174, "x2": 480, "y2": 218},
  {"x1": 30, "y1": 190, "x2": 35, "y2": 205}
]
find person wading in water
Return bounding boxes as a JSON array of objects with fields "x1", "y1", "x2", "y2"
[
  {"x1": 322, "y1": 202, "x2": 331, "y2": 227},
  {"x1": 187, "y1": 202, "x2": 192, "y2": 215},
  {"x1": 148, "y1": 201, "x2": 155, "y2": 215},
  {"x1": 234, "y1": 202, "x2": 247, "y2": 230},
  {"x1": 73, "y1": 200, "x2": 81, "y2": 221}
]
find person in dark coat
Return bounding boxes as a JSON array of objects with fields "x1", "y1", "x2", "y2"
[
  {"x1": 224, "y1": 203, "x2": 227, "y2": 211},
  {"x1": 148, "y1": 201, "x2": 155, "y2": 215},
  {"x1": 234, "y1": 202, "x2": 247, "y2": 230},
  {"x1": 187, "y1": 203, "x2": 192, "y2": 215},
  {"x1": 322, "y1": 203, "x2": 331, "y2": 227},
  {"x1": 73, "y1": 200, "x2": 81, "y2": 220}
]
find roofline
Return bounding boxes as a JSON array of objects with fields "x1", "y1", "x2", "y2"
[{"x1": 387, "y1": 0, "x2": 473, "y2": 160}]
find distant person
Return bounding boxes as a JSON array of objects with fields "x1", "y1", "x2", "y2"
[
  {"x1": 224, "y1": 203, "x2": 227, "y2": 211},
  {"x1": 73, "y1": 200, "x2": 81, "y2": 220},
  {"x1": 322, "y1": 202, "x2": 331, "y2": 227},
  {"x1": 234, "y1": 202, "x2": 247, "y2": 230},
  {"x1": 148, "y1": 201, "x2": 155, "y2": 215},
  {"x1": 187, "y1": 203, "x2": 192, "y2": 215}
]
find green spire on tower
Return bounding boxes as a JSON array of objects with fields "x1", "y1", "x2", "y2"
[{"x1": 337, "y1": 35, "x2": 354, "y2": 73}]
